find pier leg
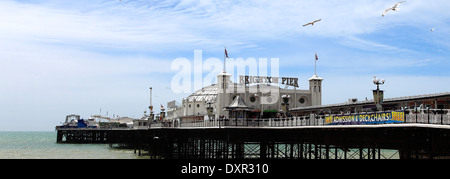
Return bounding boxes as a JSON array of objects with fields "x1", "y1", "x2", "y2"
[
  {"x1": 289, "y1": 143, "x2": 294, "y2": 159},
  {"x1": 56, "y1": 130, "x2": 63, "y2": 143},
  {"x1": 359, "y1": 147, "x2": 363, "y2": 159},
  {"x1": 260, "y1": 142, "x2": 267, "y2": 159}
]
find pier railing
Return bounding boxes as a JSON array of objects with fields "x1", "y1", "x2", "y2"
[
  {"x1": 405, "y1": 109, "x2": 450, "y2": 124},
  {"x1": 176, "y1": 117, "x2": 325, "y2": 128},
  {"x1": 149, "y1": 109, "x2": 450, "y2": 128}
]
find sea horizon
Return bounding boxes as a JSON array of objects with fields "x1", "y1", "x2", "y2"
[{"x1": 0, "y1": 131, "x2": 142, "y2": 159}]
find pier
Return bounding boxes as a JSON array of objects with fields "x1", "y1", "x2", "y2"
[{"x1": 56, "y1": 110, "x2": 450, "y2": 159}]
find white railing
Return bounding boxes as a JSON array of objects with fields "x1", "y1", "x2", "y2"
[
  {"x1": 405, "y1": 109, "x2": 450, "y2": 125},
  {"x1": 147, "y1": 109, "x2": 450, "y2": 128},
  {"x1": 149, "y1": 115, "x2": 327, "y2": 128}
]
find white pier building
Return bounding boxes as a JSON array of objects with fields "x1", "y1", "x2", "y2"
[{"x1": 166, "y1": 69, "x2": 323, "y2": 123}]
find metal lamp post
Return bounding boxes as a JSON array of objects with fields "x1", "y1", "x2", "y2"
[
  {"x1": 206, "y1": 100, "x2": 214, "y2": 121},
  {"x1": 149, "y1": 87, "x2": 154, "y2": 121},
  {"x1": 281, "y1": 95, "x2": 290, "y2": 118},
  {"x1": 373, "y1": 76, "x2": 385, "y2": 111}
]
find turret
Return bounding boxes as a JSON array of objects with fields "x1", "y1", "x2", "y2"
[
  {"x1": 216, "y1": 71, "x2": 231, "y2": 117},
  {"x1": 309, "y1": 74, "x2": 323, "y2": 106}
]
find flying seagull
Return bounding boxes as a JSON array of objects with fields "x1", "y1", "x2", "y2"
[
  {"x1": 430, "y1": 27, "x2": 436, "y2": 32},
  {"x1": 303, "y1": 19, "x2": 321, "y2": 27},
  {"x1": 382, "y1": 1, "x2": 406, "y2": 17}
]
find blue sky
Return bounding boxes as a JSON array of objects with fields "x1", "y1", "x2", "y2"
[{"x1": 0, "y1": 0, "x2": 449, "y2": 131}]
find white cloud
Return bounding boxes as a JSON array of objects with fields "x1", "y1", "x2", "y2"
[
  {"x1": 1, "y1": 0, "x2": 449, "y2": 52},
  {"x1": 339, "y1": 36, "x2": 407, "y2": 53}
]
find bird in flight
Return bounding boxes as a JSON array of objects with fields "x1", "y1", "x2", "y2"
[
  {"x1": 382, "y1": 1, "x2": 406, "y2": 17},
  {"x1": 303, "y1": 19, "x2": 322, "y2": 27},
  {"x1": 430, "y1": 27, "x2": 436, "y2": 32}
]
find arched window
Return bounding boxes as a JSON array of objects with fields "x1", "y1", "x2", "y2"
[{"x1": 299, "y1": 98, "x2": 305, "y2": 104}]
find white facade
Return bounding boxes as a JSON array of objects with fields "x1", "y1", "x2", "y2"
[{"x1": 309, "y1": 74, "x2": 324, "y2": 106}]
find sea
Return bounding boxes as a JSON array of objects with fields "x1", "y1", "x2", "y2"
[
  {"x1": 0, "y1": 131, "x2": 143, "y2": 159},
  {"x1": 1, "y1": 131, "x2": 401, "y2": 160}
]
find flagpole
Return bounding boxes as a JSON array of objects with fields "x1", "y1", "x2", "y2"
[
  {"x1": 314, "y1": 53, "x2": 317, "y2": 75},
  {"x1": 223, "y1": 46, "x2": 226, "y2": 72}
]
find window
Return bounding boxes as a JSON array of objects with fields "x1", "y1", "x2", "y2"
[
  {"x1": 250, "y1": 96, "x2": 256, "y2": 102},
  {"x1": 197, "y1": 104, "x2": 200, "y2": 108},
  {"x1": 299, "y1": 98, "x2": 305, "y2": 104}
]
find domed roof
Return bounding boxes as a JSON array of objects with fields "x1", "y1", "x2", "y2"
[{"x1": 186, "y1": 84, "x2": 217, "y2": 102}]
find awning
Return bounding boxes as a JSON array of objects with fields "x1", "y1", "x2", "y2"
[{"x1": 224, "y1": 95, "x2": 254, "y2": 111}]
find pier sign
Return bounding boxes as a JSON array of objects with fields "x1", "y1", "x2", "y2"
[
  {"x1": 325, "y1": 111, "x2": 405, "y2": 125},
  {"x1": 239, "y1": 75, "x2": 299, "y2": 88}
]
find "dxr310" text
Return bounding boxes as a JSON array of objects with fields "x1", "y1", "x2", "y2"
[{"x1": 225, "y1": 164, "x2": 269, "y2": 174}]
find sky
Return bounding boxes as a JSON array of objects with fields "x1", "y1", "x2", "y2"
[{"x1": 0, "y1": 0, "x2": 449, "y2": 131}]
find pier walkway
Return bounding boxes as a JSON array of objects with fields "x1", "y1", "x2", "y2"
[{"x1": 56, "y1": 110, "x2": 450, "y2": 159}]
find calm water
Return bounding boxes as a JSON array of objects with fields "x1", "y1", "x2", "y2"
[{"x1": 0, "y1": 131, "x2": 142, "y2": 159}]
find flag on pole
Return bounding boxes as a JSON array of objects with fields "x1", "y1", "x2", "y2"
[
  {"x1": 225, "y1": 48, "x2": 229, "y2": 58},
  {"x1": 314, "y1": 53, "x2": 318, "y2": 75},
  {"x1": 161, "y1": 104, "x2": 164, "y2": 109}
]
